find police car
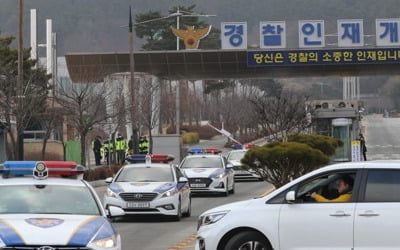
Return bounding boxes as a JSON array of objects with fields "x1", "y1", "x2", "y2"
[
  {"x1": 103, "y1": 154, "x2": 191, "y2": 221},
  {"x1": 179, "y1": 148, "x2": 235, "y2": 196},
  {"x1": 226, "y1": 149, "x2": 262, "y2": 181},
  {"x1": 0, "y1": 160, "x2": 123, "y2": 250}
]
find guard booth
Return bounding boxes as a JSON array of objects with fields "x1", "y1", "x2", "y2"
[{"x1": 309, "y1": 100, "x2": 362, "y2": 162}]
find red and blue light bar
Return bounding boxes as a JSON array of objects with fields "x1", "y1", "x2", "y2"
[
  {"x1": 188, "y1": 148, "x2": 221, "y2": 154},
  {"x1": 0, "y1": 161, "x2": 85, "y2": 178},
  {"x1": 233, "y1": 143, "x2": 257, "y2": 150},
  {"x1": 125, "y1": 154, "x2": 175, "y2": 163}
]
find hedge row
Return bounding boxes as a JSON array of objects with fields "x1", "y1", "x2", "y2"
[
  {"x1": 83, "y1": 165, "x2": 122, "y2": 182},
  {"x1": 166, "y1": 124, "x2": 219, "y2": 140},
  {"x1": 181, "y1": 132, "x2": 200, "y2": 144}
]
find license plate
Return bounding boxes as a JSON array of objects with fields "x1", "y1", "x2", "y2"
[
  {"x1": 126, "y1": 202, "x2": 150, "y2": 208},
  {"x1": 190, "y1": 183, "x2": 206, "y2": 188}
]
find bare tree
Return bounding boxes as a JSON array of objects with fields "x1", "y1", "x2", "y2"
[
  {"x1": 250, "y1": 90, "x2": 311, "y2": 141},
  {"x1": 137, "y1": 77, "x2": 161, "y2": 153},
  {"x1": 0, "y1": 34, "x2": 50, "y2": 160},
  {"x1": 55, "y1": 81, "x2": 123, "y2": 166}
]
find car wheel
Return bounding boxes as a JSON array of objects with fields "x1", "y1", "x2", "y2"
[
  {"x1": 223, "y1": 231, "x2": 271, "y2": 250},
  {"x1": 182, "y1": 197, "x2": 191, "y2": 217},
  {"x1": 172, "y1": 200, "x2": 182, "y2": 221}
]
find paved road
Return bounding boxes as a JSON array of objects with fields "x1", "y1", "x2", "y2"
[
  {"x1": 363, "y1": 115, "x2": 400, "y2": 160},
  {"x1": 93, "y1": 115, "x2": 400, "y2": 249},
  {"x1": 95, "y1": 181, "x2": 271, "y2": 250}
]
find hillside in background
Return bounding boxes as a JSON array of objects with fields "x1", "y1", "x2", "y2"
[{"x1": 1, "y1": 0, "x2": 400, "y2": 55}]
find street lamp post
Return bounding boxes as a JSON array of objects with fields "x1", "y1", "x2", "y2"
[
  {"x1": 127, "y1": 7, "x2": 182, "y2": 153},
  {"x1": 128, "y1": 6, "x2": 139, "y2": 154},
  {"x1": 17, "y1": 0, "x2": 24, "y2": 160}
]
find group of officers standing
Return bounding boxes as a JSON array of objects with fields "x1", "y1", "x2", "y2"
[{"x1": 92, "y1": 134, "x2": 149, "y2": 166}]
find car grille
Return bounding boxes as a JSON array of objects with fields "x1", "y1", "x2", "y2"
[
  {"x1": 2, "y1": 247, "x2": 91, "y2": 250},
  {"x1": 119, "y1": 192, "x2": 158, "y2": 202},
  {"x1": 188, "y1": 178, "x2": 212, "y2": 187}
]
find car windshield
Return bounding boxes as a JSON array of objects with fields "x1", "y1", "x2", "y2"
[
  {"x1": 227, "y1": 151, "x2": 246, "y2": 161},
  {"x1": 0, "y1": 185, "x2": 101, "y2": 215},
  {"x1": 116, "y1": 167, "x2": 174, "y2": 182},
  {"x1": 180, "y1": 157, "x2": 223, "y2": 169}
]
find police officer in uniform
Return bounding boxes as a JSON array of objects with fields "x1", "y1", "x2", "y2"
[
  {"x1": 103, "y1": 139, "x2": 113, "y2": 165},
  {"x1": 115, "y1": 134, "x2": 127, "y2": 164},
  {"x1": 138, "y1": 136, "x2": 149, "y2": 154},
  {"x1": 92, "y1": 136, "x2": 102, "y2": 166}
]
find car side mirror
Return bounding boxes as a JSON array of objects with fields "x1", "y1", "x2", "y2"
[
  {"x1": 105, "y1": 177, "x2": 113, "y2": 184},
  {"x1": 226, "y1": 163, "x2": 234, "y2": 169},
  {"x1": 178, "y1": 176, "x2": 188, "y2": 183},
  {"x1": 285, "y1": 191, "x2": 296, "y2": 204},
  {"x1": 107, "y1": 205, "x2": 125, "y2": 218}
]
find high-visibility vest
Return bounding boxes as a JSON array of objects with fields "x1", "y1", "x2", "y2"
[
  {"x1": 138, "y1": 140, "x2": 149, "y2": 153},
  {"x1": 103, "y1": 141, "x2": 113, "y2": 152},
  {"x1": 115, "y1": 137, "x2": 127, "y2": 150}
]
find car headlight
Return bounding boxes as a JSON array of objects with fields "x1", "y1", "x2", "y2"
[
  {"x1": 0, "y1": 237, "x2": 5, "y2": 247},
  {"x1": 213, "y1": 173, "x2": 227, "y2": 179},
  {"x1": 106, "y1": 188, "x2": 118, "y2": 198},
  {"x1": 198, "y1": 210, "x2": 230, "y2": 229},
  {"x1": 90, "y1": 234, "x2": 118, "y2": 248},
  {"x1": 88, "y1": 222, "x2": 120, "y2": 249},
  {"x1": 162, "y1": 188, "x2": 178, "y2": 198}
]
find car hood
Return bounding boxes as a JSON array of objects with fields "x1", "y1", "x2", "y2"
[
  {"x1": 0, "y1": 214, "x2": 115, "y2": 246},
  {"x1": 202, "y1": 199, "x2": 253, "y2": 215},
  {"x1": 109, "y1": 182, "x2": 176, "y2": 194},
  {"x1": 182, "y1": 168, "x2": 227, "y2": 178}
]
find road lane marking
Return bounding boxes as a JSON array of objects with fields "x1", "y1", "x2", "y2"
[
  {"x1": 168, "y1": 233, "x2": 197, "y2": 250},
  {"x1": 258, "y1": 187, "x2": 275, "y2": 197}
]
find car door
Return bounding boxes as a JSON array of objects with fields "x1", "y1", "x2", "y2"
[
  {"x1": 354, "y1": 169, "x2": 400, "y2": 249},
  {"x1": 223, "y1": 156, "x2": 235, "y2": 189},
  {"x1": 278, "y1": 170, "x2": 358, "y2": 250},
  {"x1": 175, "y1": 167, "x2": 191, "y2": 209}
]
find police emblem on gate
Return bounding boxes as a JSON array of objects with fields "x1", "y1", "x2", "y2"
[{"x1": 25, "y1": 218, "x2": 64, "y2": 228}]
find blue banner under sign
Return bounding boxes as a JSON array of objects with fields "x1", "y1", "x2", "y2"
[{"x1": 247, "y1": 48, "x2": 400, "y2": 67}]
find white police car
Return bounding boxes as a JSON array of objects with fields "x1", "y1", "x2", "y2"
[
  {"x1": 179, "y1": 149, "x2": 235, "y2": 196},
  {"x1": 0, "y1": 160, "x2": 123, "y2": 250},
  {"x1": 226, "y1": 149, "x2": 261, "y2": 181},
  {"x1": 103, "y1": 154, "x2": 191, "y2": 221},
  {"x1": 196, "y1": 160, "x2": 400, "y2": 250}
]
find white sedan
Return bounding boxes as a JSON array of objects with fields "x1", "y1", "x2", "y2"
[
  {"x1": 226, "y1": 149, "x2": 262, "y2": 181},
  {"x1": 179, "y1": 154, "x2": 235, "y2": 196},
  {"x1": 196, "y1": 160, "x2": 400, "y2": 250},
  {"x1": 103, "y1": 163, "x2": 191, "y2": 221}
]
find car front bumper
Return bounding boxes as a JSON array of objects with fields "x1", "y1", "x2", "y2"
[
  {"x1": 104, "y1": 195, "x2": 179, "y2": 216},
  {"x1": 188, "y1": 177, "x2": 228, "y2": 193}
]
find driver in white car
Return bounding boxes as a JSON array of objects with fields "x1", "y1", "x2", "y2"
[{"x1": 311, "y1": 175, "x2": 353, "y2": 202}]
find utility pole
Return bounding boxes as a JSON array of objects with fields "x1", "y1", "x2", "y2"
[
  {"x1": 17, "y1": 0, "x2": 24, "y2": 160},
  {"x1": 129, "y1": 6, "x2": 139, "y2": 154}
]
